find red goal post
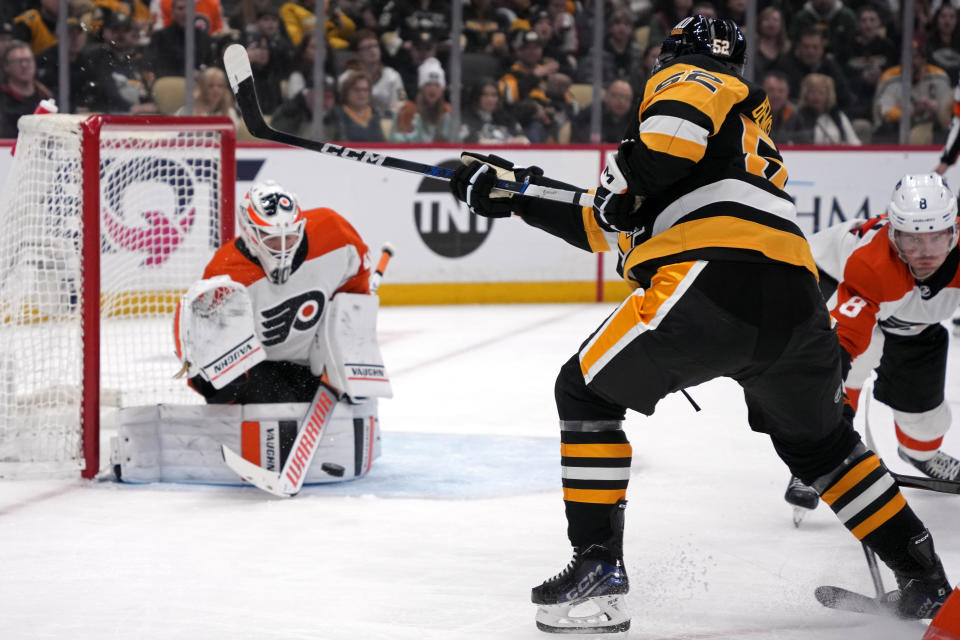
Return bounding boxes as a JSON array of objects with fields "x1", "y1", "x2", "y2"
[{"x1": 0, "y1": 115, "x2": 236, "y2": 479}]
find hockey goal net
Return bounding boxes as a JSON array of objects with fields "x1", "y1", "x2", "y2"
[{"x1": 0, "y1": 115, "x2": 235, "y2": 479}]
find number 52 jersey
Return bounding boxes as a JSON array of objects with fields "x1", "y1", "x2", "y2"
[{"x1": 585, "y1": 54, "x2": 818, "y2": 288}]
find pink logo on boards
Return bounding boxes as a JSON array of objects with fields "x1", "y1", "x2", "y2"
[{"x1": 100, "y1": 156, "x2": 203, "y2": 266}]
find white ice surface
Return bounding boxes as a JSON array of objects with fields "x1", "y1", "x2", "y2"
[{"x1": 1, "y1": 303, "x2": 958, "y2": 640}]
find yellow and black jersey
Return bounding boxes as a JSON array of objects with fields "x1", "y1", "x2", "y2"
[
  {"x1": 517, "y1": 54, "x2": 816, "y2": 289},
  {"x1": 13, "y1": 9, "x2": 57, "y2": 55},
  {"x1": 498, "y1": 63, "x2": 548, "y2": 105}
]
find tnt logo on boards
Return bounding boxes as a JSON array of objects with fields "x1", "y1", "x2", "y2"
[{"x1": 414, "y1": 160, "x2": 493, "y2": 258}]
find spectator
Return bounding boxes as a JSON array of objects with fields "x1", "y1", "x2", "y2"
[
  {"x1": 580, "y1": 8, "x2": 644, "y2": 93},
  {"x1": 283, "y1": 32, "x2": 336, "y2": 100},
  {"x1": 83, "y1": 11, "x2": 154, "y2": 114},
  {"x1": 339, "y1": 28, "x2": 407, "y2": 116},
  {"x1": 720, "y1": 0, "x2": 747, "y2": 26},
  {"x1": 635, "y1": 43, "x2": 662, "y2": 92},
  {"x1": 781, "y1": 73, "x2": 861, "y2": 144},
  {"x1": 0, "y1": 41, "x2": 53, "y2": 138},
  {"x1": 156, "y1": 0, "x2": 225, "y2": 35},
  {"x1": 570, "y1": 79, "x2": 634, "y2": 143},
  {"x1": 176, "y1": 66, "x2": 240, "y2": 126},
  {"x1": 12, "y1": 0, "x2": 59, "y2": 55},
  {"x1": 390, "y1": 57, "x2": 450, "y2": 142},
  {"x1": 142, "y1": 0, "x2": 213, "y2": 84},
  {"x1": 691, "y1": 1, "x2": 718, "y2": 19},
  {"x1": 89, "y1": 0, "x2": 152, "y2": 40},
  {"x1": 928, "y1": 4, "x2": 960, "y2": 84},
  {"x1": 499, "y1": 30, "x2": 552, "y2": 108},
  {"x1": 331, "y1": 68, "x2": 385, "y2": 142},
  {"x1": 378, "y1": 0, "x2": 450, "y2": 51},
  {"x1": 513, "y1": 96, "x2": 554, "y2": 143},
  {"x1": 280, "y1": 0, "x2": 355, "y2": 49},
  {"x1": 772, "y1": 28, "x2": 854, "y2": 111},
  {"x1": 789, "y1": 0, "x2": 858, "y2": 64},
  {"x1": 34, "y1": 19, "x2": 105, "y2": 114},
  {"x1": 873, "y1": 39, "x2": 953, "y2": 144},
  {"x1": 230, "y1": 0, "x2": 277, "y2": 31},
  {"x1": 242, "y1": 11, "x2": 295, "y2": 115},
  {"x1": 542, "y1": 71, "x2": 578, "y2": 135},
  {"x1": 649, "y1": 0, "x2": 693, "y2": 50},
  {"x1": 459, "y1": 77, "x2": 528, "y2": 143},
  {"x1": 754, "y1": 6, "x2": 790, "y2": 79},
  {"x1": 843, "y1": 4, "x2": 896, "y2": 122},
  {"x1": 271, "y1": 74, "x2": 338, "y2": 138},
  {"x1": 389, "y1": 30, "x2": 439, "y2": 103},
  {"x1": 462, "y1": 0, "x2": 510, "y2": 56},
  {"x1": 531, "y1": 8, "x2": 577, "y2": 78},
  {"x1": 762, "y1": 69, "x2": 795, "y2": 144},
  {"x1": 0, "y1": 21, "x2": 18, "y2": 85}
]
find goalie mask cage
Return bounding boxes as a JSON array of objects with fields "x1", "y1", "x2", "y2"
[{"x1": 0, "y1": 115, "x2": 235, "y2": 479}]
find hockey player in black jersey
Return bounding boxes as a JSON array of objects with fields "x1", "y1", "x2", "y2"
[{"x1": 449, "y1": 15, "x2": 951, "y2": 634}]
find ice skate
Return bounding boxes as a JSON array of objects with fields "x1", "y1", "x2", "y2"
[
  {"x1": 898, "y1": 447, "x2": 960, "y2": 481},
  {"x1": 784, "y1": 475, "x2": 819, "y2": 526},
  {"x1": 532, "y1": 544, "x2": 630, "y2": 634},
  {"x1": 884, "y1": 531, "x2": 951, "y2": 619}
]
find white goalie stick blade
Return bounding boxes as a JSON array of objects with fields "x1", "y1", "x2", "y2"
[
  {"x1": 221, "y1": 44, "x2": 594, "y2": 208},
  {"x1": 221, "y1": 384, "x2": 340, "y2": 497}
]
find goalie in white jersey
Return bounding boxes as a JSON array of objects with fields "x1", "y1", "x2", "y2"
[
  {"x1": 111, "y1": 180, "x2": 390, "y2": 486},
  {"x1": 786, "y1": 173, "x2": 960, "y2": 515}
]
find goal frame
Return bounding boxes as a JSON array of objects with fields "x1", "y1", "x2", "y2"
[{"x1": 77, "y1": 115, "x2": 236, "y2": 478}]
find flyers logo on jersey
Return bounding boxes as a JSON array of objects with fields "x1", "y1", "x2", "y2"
[{"x1": 260, "y1": 290, "x2": 326, "y2": 346}]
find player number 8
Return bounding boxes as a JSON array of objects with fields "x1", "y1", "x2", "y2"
[{"x1": 838, "y1": 295, "x2": 868, "y2": 318}]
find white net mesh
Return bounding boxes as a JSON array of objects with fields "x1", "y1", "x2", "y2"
[{"x1": 0, "y1": 115, "x2": 232, "y2": 476}]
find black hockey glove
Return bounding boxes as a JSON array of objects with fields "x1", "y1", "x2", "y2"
[
  {"x1": 592, "y1": 147, "x2": 643, "y2": 232},
  {"x1": 449, "y1": 152, "x2": 543, "y2": 218}
]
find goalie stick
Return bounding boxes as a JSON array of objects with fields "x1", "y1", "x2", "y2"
[
  {"x1": 220, "y1": 245, "x2": 395, "y2": 496},
  {"x1": 221, "y1": 44, "x2": 595, "y2": 208}
]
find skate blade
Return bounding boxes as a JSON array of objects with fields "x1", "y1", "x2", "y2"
[
  {"x1": 792, "y1": 506, "x2": 810, "y2": 528},
  {"x1": 535, "y1": 595, "x2": 630, "y2": 634}
]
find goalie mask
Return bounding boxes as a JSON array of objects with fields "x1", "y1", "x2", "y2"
[
  {"x1": 239, "y1": 181, "x2": 305, "y2": 284},
  {"x1": 887, "y1": 173, "x2": 959, "y2": 277},
  {"x1": 654, "y1": 15, "x2": 746, "y2": 75}
]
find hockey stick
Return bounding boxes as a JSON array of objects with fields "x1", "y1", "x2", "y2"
[
  {"x1": 220, "y1": 244, "x2": 396, "y2": 496},
  {"x1": 222, "y1": 44, "x2": 595, "y2": 208}
]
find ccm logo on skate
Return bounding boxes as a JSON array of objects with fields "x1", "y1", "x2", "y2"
[
  {"x1": 283, "y1": 393, "x2": 335, "y2": 485},
  {"x1": 563, "y1": 564, "x2": 606, "y2": 601}
]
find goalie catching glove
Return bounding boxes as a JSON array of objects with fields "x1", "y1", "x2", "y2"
[
  {"x1": 174, "y1": 276, "x2": 266, "y2": 389},
  {"x1": 449, "y1": 152, "x2": 544, "y2": 218}
]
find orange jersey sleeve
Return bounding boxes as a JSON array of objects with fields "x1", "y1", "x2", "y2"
[
  {"x1": 831, "y1": 230, "x2": 913, "y2": 361},
  {"x1": 300, "y1": 208, "x2": 370, "y2": 293}
]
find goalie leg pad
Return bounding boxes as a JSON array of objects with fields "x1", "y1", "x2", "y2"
[{"x1": 112, "y1": 401, "x2": 380, "y2": 484}]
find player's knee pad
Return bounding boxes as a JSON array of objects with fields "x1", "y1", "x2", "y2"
[
  {"x1": 895, "y1": 401, "x2": 951, "y2": 460},
  {"x1": 555, "y1": 354, "x2": 626, "y2": 422}
]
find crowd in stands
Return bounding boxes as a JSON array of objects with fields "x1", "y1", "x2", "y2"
[{"x1": 0, "y1": 0, "x2": 957, "y2": 146}]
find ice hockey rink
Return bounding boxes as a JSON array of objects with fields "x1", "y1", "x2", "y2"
[{"x1": 1, "y1": 302, "x2": 957, "y2": 640}]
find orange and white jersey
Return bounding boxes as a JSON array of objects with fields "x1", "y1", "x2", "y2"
[
  {"x1": 810, "y1": 216, "x2": 960, "y2": 363},
  {"x1": 203, "y1": 208, "x2": 370, "y2": 365}
]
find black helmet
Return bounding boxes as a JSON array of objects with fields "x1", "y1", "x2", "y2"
[{"x1": 655, "y1": 15, "x2": 746, "y2": 74}]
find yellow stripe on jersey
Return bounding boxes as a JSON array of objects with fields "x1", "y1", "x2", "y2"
[
  {"x1": 642, "y1": 63, "x2": 750, "y2": 135},
  {"x1": 562, "y1": 487, "x2": 628, "y2": 504},
  {"x1": 581, "y1": 194, "x2": 611, "y2": 253},
  {"x1": 821, "y1": 455, "x2": 882, "y2": 506},
  {"x1": 579, "y1": 261, "x2": 698, "y2": 376},
  {"x1": 620, "y1": 217, "x2": 818, "y2": 282},
  {"x1": 561, "y1": 443, "x2": 633, "y2": 458},
  {"x1": 849, "y1": 493, "x2": 907, "y2": 539},
  {"x1": 639, "y1": 131, "x2": 706, "y2": 162}
]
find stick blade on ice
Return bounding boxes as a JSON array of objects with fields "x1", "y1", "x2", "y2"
[{"x1": 220, "y1": 444, "x2": 290, "y2": 498}]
